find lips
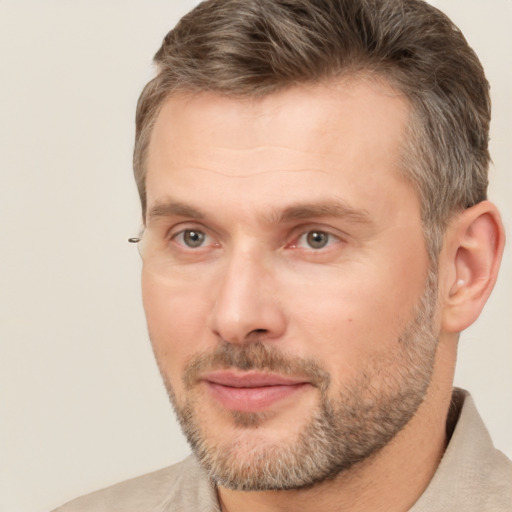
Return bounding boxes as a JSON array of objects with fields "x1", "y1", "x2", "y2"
[{"x1": 202, "y1": 371, "x2": 310, "y2": 412}]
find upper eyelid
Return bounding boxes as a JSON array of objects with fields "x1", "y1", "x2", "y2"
[
  {"x1": 292, "y1": 230, "x2": 342, "y2": 248},
  {"x1": 290, "y1": 223, "x2": 348, "y2": 240},
  {"x1": 166, "y1": 222, "x2": 211, "y2": 238},
  {"x1": 158, "y1": 221, "x2": 348, "y2": 245},
  {"x1": 171, "y1": 226, "x2": 207, "y2": 236},
  {"x1": 297, "y1": 229, "x2": 338, "y2": 239}
]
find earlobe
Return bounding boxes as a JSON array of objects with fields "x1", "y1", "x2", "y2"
[{"x1": 441, "y1": 201, "x2": 505, "y2": 333}]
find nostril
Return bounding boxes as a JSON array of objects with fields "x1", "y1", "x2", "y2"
[{"x1": 244, "y1": 328, "x2": 269, "y2": 342}]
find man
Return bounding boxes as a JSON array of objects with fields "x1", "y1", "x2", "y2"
[{"x1": 54, "y1": 0, "x2": 511, "y2": 510}]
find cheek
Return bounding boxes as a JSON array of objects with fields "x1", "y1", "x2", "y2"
[
  {"x1": 287, "y1": 258, "x2": 428, "y2": 380},
  {"x1": 142, "y1": 271, "x2": 211, "y2": 389},
  {"x1": 288, "y1": 280, "x2": 391, "y2": 369}
]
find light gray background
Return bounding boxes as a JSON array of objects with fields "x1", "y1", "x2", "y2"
[{"x1": 0, "y1": 1, "x2": 510, "y2": 511}]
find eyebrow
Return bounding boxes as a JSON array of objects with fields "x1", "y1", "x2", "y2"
[
  {"x1": 267, "y1": 201, "x2": 372, "y2": 225},
  {"x1": 147, "y1": 201, "x2": 205, "y2": 223},
  {"x1": 146, "y1": 198, "x2": 372, "y2": 226}
]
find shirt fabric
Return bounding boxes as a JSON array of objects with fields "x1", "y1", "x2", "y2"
[{"x1": 53, "y1": 389, "x2": 512, "y2": 511}]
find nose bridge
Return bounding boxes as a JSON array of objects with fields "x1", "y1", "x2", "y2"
[{"x1": 207, "y1": 243, "x2": 285, "y2": 344}]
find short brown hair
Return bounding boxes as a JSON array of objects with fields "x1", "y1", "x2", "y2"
[{"x1": 134, "y1": 0, "x2": 490, "y2": 260}]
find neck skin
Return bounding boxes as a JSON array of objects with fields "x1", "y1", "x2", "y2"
[{"x1": 217, "y1": 334, "x2": 458, "y2": 512}]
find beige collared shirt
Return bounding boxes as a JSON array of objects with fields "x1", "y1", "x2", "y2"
[{"x1": 53, "y1": 389, "x2": 512, "y2": 511}]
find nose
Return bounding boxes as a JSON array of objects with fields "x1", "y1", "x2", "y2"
[{"x1": 206, "y1": 250, "x2": 287, "y2": 345}]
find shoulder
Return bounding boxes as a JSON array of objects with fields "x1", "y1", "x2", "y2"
[
  {"x1": 52, "y1": 455, "x2": 219, "y2": 512},
  {"x1": 448, "y1": 389, "x2": 512, "y2": 505},
  {"x1": 412, "y1": 389, "x2": 512, "y2": 512}
]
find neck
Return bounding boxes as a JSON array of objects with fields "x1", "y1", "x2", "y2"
[{"x1": 218, "y1": 338, "x2": 457, "y2": 512}]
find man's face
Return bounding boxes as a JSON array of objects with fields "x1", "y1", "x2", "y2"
[{"x1": 142, "y1": 80, "x2": 438, "y2": 490}]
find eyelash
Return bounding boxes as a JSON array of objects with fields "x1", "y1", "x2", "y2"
[
  {"x1": 170, "y1": 228, "x2": 216, "y2": 249},
  {"x1": 290, "y1": 230, "x2": 340, "y2": 250},
  {"x1": 169, "y1": 226, "x2": 343, "y2": 252}
]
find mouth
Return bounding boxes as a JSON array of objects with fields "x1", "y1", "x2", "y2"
[{"x1": 201, "y1": 371, "x2": 311, "y2": 413}]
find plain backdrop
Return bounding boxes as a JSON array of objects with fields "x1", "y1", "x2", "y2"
[{"x1": 0, "y1": 1, "x2": 510, "y2": 511}]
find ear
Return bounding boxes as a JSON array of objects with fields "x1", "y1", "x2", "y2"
[{"x1": 440, "y1": 201, "x2": 505, "y2": 333}]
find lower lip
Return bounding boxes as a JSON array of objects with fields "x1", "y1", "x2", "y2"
[{"x1": 205, "y1": 382, "x2": 309, "y2": 412}]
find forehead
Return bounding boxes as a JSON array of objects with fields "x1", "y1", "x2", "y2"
[
  {"x1": 145, "y1": 79, "x2": 414, "y2": 224},
  {"x1": 149, "y1": 79, "x2": 408, "y2": 167}
]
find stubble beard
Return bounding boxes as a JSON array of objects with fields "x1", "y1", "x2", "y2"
[{"x1": 157, "y1": 269, "x2": 439, "y2": 491}]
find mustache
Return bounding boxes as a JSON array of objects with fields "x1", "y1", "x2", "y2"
[{"x1": 182, "y1": 341, "x2": 330, "y2": 392}]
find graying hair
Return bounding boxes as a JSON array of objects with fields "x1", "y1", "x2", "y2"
[{"x1": 134, "y1": 0, "x2": 490, "y2": 261}]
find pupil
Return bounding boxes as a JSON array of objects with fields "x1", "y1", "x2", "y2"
[
  {"x1": 307, "y1": 231, "x2": 328, "y2": 249},
  {"x1": 184, "y1": 230, "x2": 204, "y2": 247}
]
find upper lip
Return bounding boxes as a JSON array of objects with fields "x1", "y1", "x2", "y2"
[{"x1": 202, "y1": 371, "x2": 308, "y2": 388}]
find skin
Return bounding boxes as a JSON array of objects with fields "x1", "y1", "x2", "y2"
[{"x1": 141, "y1": 80, "x2": 504, "y2": 511}]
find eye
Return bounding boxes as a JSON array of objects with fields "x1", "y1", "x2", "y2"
[
  {"x1": 174, "y1": 229, "x2": 207, "y2": 248},
  {"x1": 296, "y1": 230, "x2": 335, "y2": 250},
  {"x1": 305, "y1": 231, "x2": 329, "y2": 249}
]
